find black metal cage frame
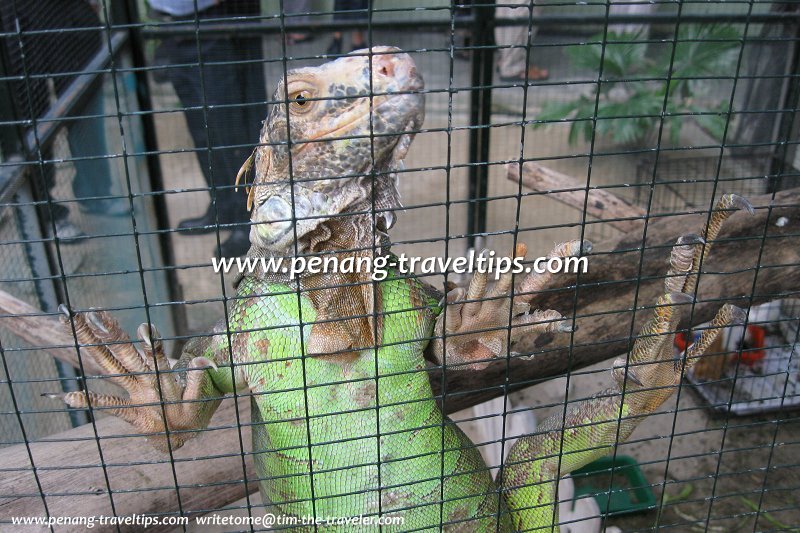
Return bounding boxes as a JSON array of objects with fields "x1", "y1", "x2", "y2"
[{"x1": 1, "y1": 1, "x2": 799, "y2": 531}]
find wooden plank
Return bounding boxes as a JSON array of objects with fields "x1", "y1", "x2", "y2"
[
  {"x1": 507, "y1": 161, "x2": 647, "y2": 232},
  {"x1": 0, "y1": 397, "x2": 256, "y2": 532}
]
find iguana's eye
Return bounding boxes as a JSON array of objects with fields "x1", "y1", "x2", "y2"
[{"x1": 289, "y1": 90, "x2": 314, "y2": 113}]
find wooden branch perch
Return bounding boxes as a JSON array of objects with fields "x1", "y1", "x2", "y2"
[
  {"x1": 0, "y1": 188, "x2": 797, "y2": 523},
  {"x1": 0, "y1": 294, "x2": 105, "y2": 376},
  {"x1": 507, "y1": 161, "x2": 647, "y2": 232},
  {"x1": 431, "y1": 187, "x2": 800, "y2": 408}
]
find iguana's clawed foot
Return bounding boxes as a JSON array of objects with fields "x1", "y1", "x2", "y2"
[
  {"x1": 432, "y1": 239, "x2": 590, "y2": 370},
  {"x1": 612, "y1": 194, "x2": 754, "y2": 411},
  {"x1": 50, "y1": 307, "x2": 219, "y2": 452},
  {"x1": 501, "y1": 195, "x2": 754, "y2": 530}
]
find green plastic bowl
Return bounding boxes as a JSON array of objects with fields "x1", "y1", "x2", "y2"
[{"x1": 571, "y1": 455, "x2": 657, "y2": 516}]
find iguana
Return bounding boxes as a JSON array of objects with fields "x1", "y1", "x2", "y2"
[{"x1": 52, "y1": 47, "x2": 750, "y2": 531}]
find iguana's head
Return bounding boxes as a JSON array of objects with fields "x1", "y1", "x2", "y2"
[{"x1": 245, "y1": 46, "x2": 425, "y2": 254}]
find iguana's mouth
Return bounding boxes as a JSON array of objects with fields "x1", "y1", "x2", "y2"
[{"x1": 294, "y1": 94, "x2": 400, "y2": 155}]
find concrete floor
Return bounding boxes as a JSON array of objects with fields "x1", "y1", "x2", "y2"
[{"x1": 139, "y1": 30, "x2": 796, "y2": 531}]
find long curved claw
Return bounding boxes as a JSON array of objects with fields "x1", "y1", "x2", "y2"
[
  {"x1": 678, "y1": 233, "x2": 706, "y2": 246},
  {"x1": 137, "y1": 322, "x2": 172, "y2": 374},
  {"x1": 723, "y1": 193, "x2": 755, "y2": 215},
  {"x1": 728, "y1": 304, "x2": 748, "y2": 325}
]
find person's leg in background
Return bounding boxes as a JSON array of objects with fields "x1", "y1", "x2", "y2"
[
  {"x1": 201, "y1": 23, "x2": 267, "y2": 256},
  {"x1": 155, "y1": 1, "x2": 266, "y2": 257},
  {"x1": 36, "y1": 151, "x2": 84, "y2": 241},
  {"x1": 161, "y1": 37, "x2": 257, "y2": 253},
  {"x1": 495, "y1": 0, "x2": 549, "y2": 82},
  {"x1": 284, "y1": 0, "x2": 314, "y2": 44},
  {"x1": 66, "y1": 83, "x2": 129, "y2": 217},
  {"x1": 327, "y1": 0, "x2": 368, "y2": 55}
]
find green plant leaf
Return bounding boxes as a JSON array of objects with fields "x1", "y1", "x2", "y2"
[
  {"x1": 671, "y1": 25, "x2": 741, "y2": 83},
  {"x1": 601, "y1": 31, "x2": 649, "y2": 80},
  {"x1": 535, "y1": 24, "x2": 741, "y2": 146}
]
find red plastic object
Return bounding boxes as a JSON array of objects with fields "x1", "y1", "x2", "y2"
[
  {"x1": 674, "y1": 331, "x2": 699, "y2": 352},
  {"x1": 739, "y1": 325, "x2": 766, "y2": 365}
]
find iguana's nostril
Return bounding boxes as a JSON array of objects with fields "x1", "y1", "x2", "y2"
[{"x1": 373, "y1": 55, "x2": 394, "y2": 78}]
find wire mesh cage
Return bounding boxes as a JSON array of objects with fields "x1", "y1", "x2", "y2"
[{"x1": 0, "y1": 1, "x2": 798, "y2": 531}]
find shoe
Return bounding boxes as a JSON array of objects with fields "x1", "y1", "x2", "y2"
[
  {"x1": 215, "y1": 228, "x2": 250, "y2": 258},
  {"x1": 53, "y1": 219, "x2": 86, "y2": 243},
  {"x1": 499, "y1": 65, "x2": 550, "y2": 83},
  {"x1": 178, "y1": 210, "x2": 222, "y2": 233},
  {"x1": 326, "y1": 37, "x2": 342, "y2": 56},
  {"x1": 79, "y1": 198, "x2": 130, "y2": 217}
]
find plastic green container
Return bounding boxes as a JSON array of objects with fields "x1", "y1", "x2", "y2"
[{"x1": 570, "y1": 455, "x2": 657, "y2": 516}]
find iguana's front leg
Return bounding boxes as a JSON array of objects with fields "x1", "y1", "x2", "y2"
[
  {"x1": 53, "y1": 309, "x2": 240, "y2": 452},
  {"x1": 430, "y1": 239, "x2": 591, "y2": 370},
  {"x1": 499, "y1": 194, "x2": 753, "y2": 531}
]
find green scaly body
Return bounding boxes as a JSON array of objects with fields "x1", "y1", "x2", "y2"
[{"x1": 194, "y1": 271, "x2": 508, "y2": 530}]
